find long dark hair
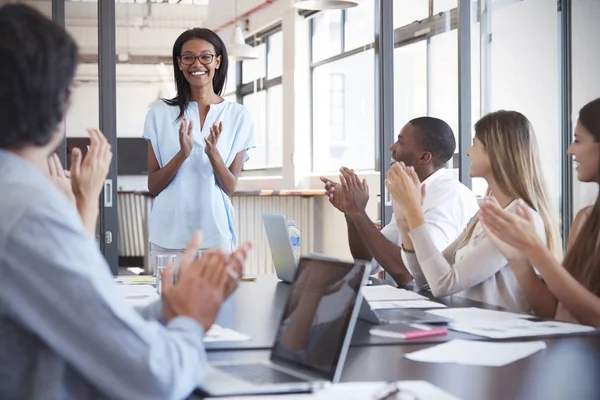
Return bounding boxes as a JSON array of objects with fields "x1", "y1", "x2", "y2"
[
  {"x1": 563, "y1": 98, "x2": 600, "y2": 296},
  {"x1": 164, "y1": 28, "x2": 229, "y2": 121}
]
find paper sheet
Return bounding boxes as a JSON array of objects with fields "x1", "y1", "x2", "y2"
[
  {"x1": 370, "y1": 300, "x2": 447, "y2": 310},
  {"x1": 213, "y1": 381, "x2": 460, "y2": 400},
  {"x1": 405, "y1": 339, "x2": 546, "y2": 366},
  {"x1": 118, "y1": 284, "x2": 159, "y2": 307},
  {"x1": 450, "y1": 319, "x2": 595, "y2": 339},
  {"x1": 361, "y1": 286, "x2": 427, "y2": 302},
  {"x1": 426, "y1": 307, "x2": 534, "y2": 322},
  {"x1": 205, "y1": 324, "x2": 252, "y2": 343}
]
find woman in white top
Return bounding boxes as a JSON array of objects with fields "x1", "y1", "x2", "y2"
[
  {"x1": 385, "y1": 110, "x2": 561, "y2": 312},
  {"x1": 143, "y1": 28, "x2": 255, "y2": 261},
  {"x1": 480, "y1": 99, "x2": 600, "y2": 327}
]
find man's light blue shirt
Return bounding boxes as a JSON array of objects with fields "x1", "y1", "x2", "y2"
[
  {"x1": 143, "y1": 99, "x2": 255, "y2": 250},
  {"x1": 0, "y1": 150, "x2": 207, "y2": 400}
]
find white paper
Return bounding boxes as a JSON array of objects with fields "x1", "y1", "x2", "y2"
[
  {"x1": 204, "y1": 324, "x2": 251, "y2": 343},
  {"x1": 405, "y1": 339, "x2": 546, "y2": 367},
  {"x1": 361, "y1": 285, "x2": 427, "y2": 302},
  {"x1": 214, "y1": 381, "x2": 460, "y2": 400},
  {"x1": 119, "y1": 284, "x2": 159, "y2": 307},
  {"x1": 370, "y1": 300, "x2": 447, "y2": 310},
  {"x1": 450, "y1": 319, "x2": 595, "y2": 339},
  {"x1": 426, "y1": 307, "x2": 534, "y2": 322}
]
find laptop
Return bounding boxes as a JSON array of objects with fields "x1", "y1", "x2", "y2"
[
  {"x1": 358, "y1": 298, "x2": 450, "y2": 325},
  {"x1": 199, "y1": 257, "x2": 370, "y2": 397},
  {"x1": 263, "y1": 213, "x2": 298, "y2": 283}
]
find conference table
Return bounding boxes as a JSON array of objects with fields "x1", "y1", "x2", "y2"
[{"x1": 191, "y1": 275, "x2": 600, "y2": 399}]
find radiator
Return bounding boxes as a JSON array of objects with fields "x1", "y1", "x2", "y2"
[
  {"x1": 232, "y1": 196, "x2": 316, "y2": 275},
  {"x1": 117, "y1": 192, "x2": 316, "y2": 275},
  {"x1": 117, "y1": 192, "x2": 153, "y2": 271}
]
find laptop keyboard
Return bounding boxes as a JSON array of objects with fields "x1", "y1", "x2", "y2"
[{"x1": 216, "y1": 363, "x2": 308, "y2": 385}]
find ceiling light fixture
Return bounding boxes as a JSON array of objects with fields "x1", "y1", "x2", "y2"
[{"x1": 227, "y1": 0, "x2": 258, "y2": 60}]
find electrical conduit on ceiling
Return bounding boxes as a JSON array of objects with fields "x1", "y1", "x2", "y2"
[{"x1": 213, "y1": 0, "x2": 275, "y2": 32}]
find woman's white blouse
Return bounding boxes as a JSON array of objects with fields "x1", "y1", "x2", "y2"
[{"x1": 143, "y1": 99, "x2": 255, "y2": 250}]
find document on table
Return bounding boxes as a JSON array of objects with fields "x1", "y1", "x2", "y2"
[
  {"x1": 370, "y1": 300, "x2": 447, "y2": 310},
  {"x1": 426, "y1": 307, "x2": 534, "y2": 322},
  {"x1": 361, "y1": 285, "x2": 427, "y2": 302},
  {"x1": 450, "y1": 318, "x2": 595, "y2": 339},
  {"x1": 119, "y1": 284, "x2": 159, "y2": 307},
  {"x1": 405, "y1": 339, "x2": 547, "y2": 367},
  {"x1": 214, "y1": 381, "x2": 460, "y2": 400}
]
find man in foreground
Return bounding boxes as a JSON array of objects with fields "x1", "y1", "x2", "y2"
[{"x1": 0, "y1": 4, "x2": 249, "y2": 399}]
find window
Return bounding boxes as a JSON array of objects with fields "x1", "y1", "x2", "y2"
[
  {"x1": 310, "y1": 2, "x2": 376, "y2": 173},
  {"x1": 392, "y1": 2, "x2": 458, "y2": 174},
  {"x1": 311, "y1": 11, "x2": 343, "y2": 63},
  {"x1": 267, "y1": 31, "x2": 283, "y2": 78},
  {"x1": 393, "y1": 41, "x2": 427, "y2": 138},
  {"x1": 239, "y1": 27, "x2": 283, "y2": 170},
  {"x1": 329, "y1": 74, "x2": 346, "y2": 141},
  {"x1": 393, "y1": 0, "x2": 429, "y2": 28},
  {"x1": 242, "y1": 42, "x2": 266, "y2": 85},
  {"x1": 344, "y1": 0, "x2": 374, "y2": 50},
  {"x1": 312, "y1": 50, "x2": 375, "y2": 172},
  {"x1": 224, "y1": 60, "x2": 238, "y2": 98},
  {"x1": 434, "y1": 0, "x2": 457, "y2": 15}
]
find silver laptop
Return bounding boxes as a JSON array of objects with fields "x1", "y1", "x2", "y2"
[
  {"x1": 263, "y1": 213, "x2": 298, "y2": 283},
  {"x1": 199, "y1": 257, "x2": 370, "y2": 397},
  {"x1": 358, "y1": 298, "x2": 450, "y2": 325}
]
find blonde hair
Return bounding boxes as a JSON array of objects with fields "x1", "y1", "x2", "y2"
[{"x1": 461, "y1": 110, "x2": 562, "y2": 259}]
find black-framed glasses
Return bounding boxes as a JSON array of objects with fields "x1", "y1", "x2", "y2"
[{"x1": 179, "y1": 54, "x2": 215, "y2": 66}]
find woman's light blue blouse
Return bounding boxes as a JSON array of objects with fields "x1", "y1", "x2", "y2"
[{"x1": 143, "y1": 99, "x2": 255, "y2": 250}]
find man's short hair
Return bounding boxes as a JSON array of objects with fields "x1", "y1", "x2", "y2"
[
  {"x1": 0, "y1": 4, "x2": 78, "y2": 149},
  {"x1": 408, "y1": 117, "x2": 456, "y2": 168}
]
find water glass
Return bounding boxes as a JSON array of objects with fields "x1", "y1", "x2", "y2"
[{"x1": 155, "y1": 253, "x2": 177, "y2": 294}]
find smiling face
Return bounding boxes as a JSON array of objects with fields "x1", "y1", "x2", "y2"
[
  {"x1": 177, "y1": 38, "x2": 221, "y2": 91},
  {"x1": 568, "y1": 120, "x2": 600, "y2": 183},
  {"x1": 389, "y1": 123, "x2": 420, "y2": 167},
  {"x1": 466, "y1": 136, "x2": 492, "y2": 179}
]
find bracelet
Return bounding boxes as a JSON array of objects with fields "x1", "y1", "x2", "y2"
[{"x1": 401, "y1": 244, "x2": 415, "y2": 254}]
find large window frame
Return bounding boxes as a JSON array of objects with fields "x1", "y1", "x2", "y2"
[
  {"x1": 237, "y1": 25, "x2": 284, "y2": 174},
  {"x1": 308, "y1": 7, "x2": 376, "y2": 173}
]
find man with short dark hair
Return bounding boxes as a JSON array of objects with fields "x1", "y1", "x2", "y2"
[
  {"x1": 321, "y1": 117, "x2": 478, "y2": 285},
  {"x1": 0, "y1": 4, "x2": 249, "y2": 399}
]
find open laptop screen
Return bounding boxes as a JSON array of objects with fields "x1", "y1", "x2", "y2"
[{"x1": 270, "y1": 258, "x2": 366, "y2": 381}]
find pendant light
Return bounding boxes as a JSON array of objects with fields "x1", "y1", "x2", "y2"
[
  {"x1": 227, "y1": 0, "x2": 258, "y2": 60},
  {"x1": 292, "y1": 0, "x2": 359, "y2": 10}
]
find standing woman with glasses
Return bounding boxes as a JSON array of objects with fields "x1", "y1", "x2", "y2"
[{"x1": 144, "y1": 28, "x2": 255, "y2": 265}]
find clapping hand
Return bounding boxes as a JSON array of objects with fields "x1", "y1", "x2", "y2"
[
  {"x1": 320, "y1": 177, "x2": 348, "y2": 213},
  {"x1": 179, "y1": 117, "x2": 194, "y2": 158},
  {"x1": 339, "y1": 167, "x2": 369, "y2": 216},
  {"x1": 160, "y1": 232, "x2": 251, "y2": 331},
  {"x1": 70, "y1": 128, "x2": 112, "y2": 204},
  {"x1": 47, "y1": 153, "x2": 75, "y2": 204},
  {"x1": 385, "y1": 162, "x2": 426, "y2": 229},
  {"x1": 479, "y1": 197, "x2": 542, "y2": 254},
  {"x1": 204, "y1": 121, "x2": 223, "y2": 156}
]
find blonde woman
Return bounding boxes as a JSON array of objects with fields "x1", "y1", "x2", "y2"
[
  {"x1": 386, "y1": 110, "x2": 561, "y2": 312},
  {"x1": 480, "y1": 99, "x2": 600, "y2": 326}
]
